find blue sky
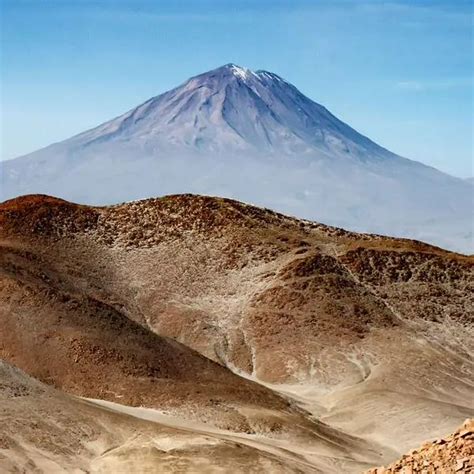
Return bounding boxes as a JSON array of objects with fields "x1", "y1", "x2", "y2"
[{"x1": 1, "y1": 0, "x2": 472, "y2": 177}]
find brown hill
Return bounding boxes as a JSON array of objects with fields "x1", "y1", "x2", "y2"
[{"x1": 0, "y1": 194, "x2": 473, "y2": 471}]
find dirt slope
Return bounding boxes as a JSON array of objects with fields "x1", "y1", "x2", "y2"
[
  {"x1": 0, "y1": 359, "x2": 322, "y2": 473},
  {"x1": 0, "y1": 194, "x2": 473, "y2": 471}
]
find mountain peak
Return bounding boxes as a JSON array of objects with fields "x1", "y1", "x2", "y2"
[
  {"x1": 81, "y1": 62, "x2": 388, "y2": 158},
  {"x1": 7, "y1": 63, "x2": 394, "y2": 161},
  {"x1": 8, "y1": 63, "x2": 398, "y2": 164},
  {"x1": 202, "y1": 63, "x2": 287, "y2": 84},
  {"x1": 198, "y1": 63, "x2": 257, "y2": 82},
  {"x1": 227, "y1": 63, "x2": 252, "y2": 80}
]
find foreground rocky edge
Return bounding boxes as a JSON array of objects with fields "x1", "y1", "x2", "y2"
[{"x1": 366, "y1": 419, "x2": 473, "y2": 473}]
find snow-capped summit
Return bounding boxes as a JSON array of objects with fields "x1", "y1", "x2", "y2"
[
  {"x1": 215, "y1": 63, "x2": 286, "y2": 83},
  {"x1": 226, "y1": 63, "x2": 254, "y2": 80},
  {"x1": 63, "y1": 62, "x2": 394, "y2": 159},
  {"x1": 2, "y1": 64, "x2": 473, "y2": 253}
]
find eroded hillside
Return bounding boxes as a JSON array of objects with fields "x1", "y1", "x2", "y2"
[{"x1": 0, "y1": 194, "x2": 473, "y2": 472}]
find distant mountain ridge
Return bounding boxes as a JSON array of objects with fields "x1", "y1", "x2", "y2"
[{"x1": 1, "y1": 64, "x2": 472, "y2": 253}]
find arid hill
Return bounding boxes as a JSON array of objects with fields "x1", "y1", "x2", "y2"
[{"x1": 0, "y1": 194, "x2": 473, "y2": 472}]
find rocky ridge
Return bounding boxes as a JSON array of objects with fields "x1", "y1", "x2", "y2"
[{"x1": 366, "y1": 419, "x2": 473, "y2": 473}]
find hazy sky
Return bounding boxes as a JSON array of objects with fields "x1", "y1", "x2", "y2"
[{"x1": 1, "y1": 0, "x2": 472, "y2": 177}]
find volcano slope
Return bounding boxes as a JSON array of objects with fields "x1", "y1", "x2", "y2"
[{"x1": 0, "y1": 194, "x2": 473, "y2": 472}]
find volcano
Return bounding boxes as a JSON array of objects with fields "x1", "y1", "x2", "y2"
[{"x1": 1, "y1": 64, "x2": 472, "y2": 252}]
